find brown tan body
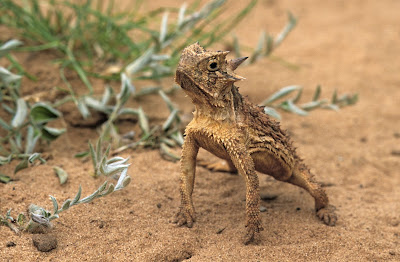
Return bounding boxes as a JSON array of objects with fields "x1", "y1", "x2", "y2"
[{"x1": 174, "y1": 43, "x2": 337, "y2": 244}]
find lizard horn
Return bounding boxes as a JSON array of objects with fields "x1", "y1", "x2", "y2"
[{"x1": 228, "y1": 57, "x2": 248, "y2": 71}]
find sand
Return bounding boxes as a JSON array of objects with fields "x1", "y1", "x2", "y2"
[{"x1": 1, "y1": 0, "x2": 399, "y2": 261}]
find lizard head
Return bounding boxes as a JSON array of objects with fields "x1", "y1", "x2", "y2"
[{"x1": 175, "y1": 42, "x2": 247, "y2": 107}]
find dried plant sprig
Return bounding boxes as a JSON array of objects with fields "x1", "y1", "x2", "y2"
[
  {"x1": 1, "y1": 152, "x2": 131, "y2": 234},
  {"x1": 261, "y1": 85, "x2": 358, "y2": 119},
  {"x1": 233, "y1": 11, "x2": 297, "y2": 64}
]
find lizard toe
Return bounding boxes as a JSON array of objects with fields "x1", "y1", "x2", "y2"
[
  {"x1": 174, "y1": 209, "x2": 195, "y2": 228},
  {"x1": 317, "y1": 205, "x2": 337, "y2": 226}
]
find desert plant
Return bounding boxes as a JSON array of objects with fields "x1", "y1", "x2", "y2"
[
  {"x1": 261, "y1": 85, "x2": 358, "y2": 119},
  {"x1": 0, "y1": 0, "x2": 256, "y2": 95},
  {"x1": 0, "y1": 40, "x2": 65, "y2": 174},
  {"x1": 0, "y1": 144, "x2": 131, "y2": 234}
]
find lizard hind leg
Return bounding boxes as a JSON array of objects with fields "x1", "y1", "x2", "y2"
[{"x1": 286, "y1": 164, "x2": 337, "y2": 226}]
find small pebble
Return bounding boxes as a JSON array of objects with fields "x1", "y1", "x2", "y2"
[
  {"x1": 296, "y1": 207, "x2": 301, "y2": 211},
  {"x1": 157, "y1": 203, "x2": 162, "y2": 209},
  {"x1": 259, "y1": 206, "x2": 267, "y2": 212},
  {"x1": 32, "y1": 234, "x2": 57, "y2": 252},
  {"x1": 6, "y1": 241, "x2": 16, "y2": 247},
  {"x1": 216, "y1": 227, "x2": 226, "y2": 234},
  {"x1": 391, "y1": 150, "x2": 400, "y2": 156}
]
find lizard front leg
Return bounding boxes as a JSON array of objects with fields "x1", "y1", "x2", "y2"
[
  {"x1": 227, "y1": 141, "x2": 264, "y2": 244},
  {"x1": 174, "y1": 134, "x2": 199, "y2": 228}
]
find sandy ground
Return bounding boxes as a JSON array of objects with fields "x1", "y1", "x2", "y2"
[{"x1": 1, "y1": 0, "x2": 400, "y2": 261}]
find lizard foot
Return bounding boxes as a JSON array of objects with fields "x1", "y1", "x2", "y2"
[
  {"x1": 243, "y1": 219, "x2": 264, "y2": 245},
  {"x1": 317, "y1": 205, "x2": 337, "y2": 226},
  {"x1": 197, "y1": 158, "x2": 237, "y2": 173},
  {"x1": 174, "y1": 207, "x2": 195, "y2": 228}
]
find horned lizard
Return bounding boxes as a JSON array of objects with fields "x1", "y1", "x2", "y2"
[{"x1": 174, "y1": 43, "x2": 337, "y2": 244}]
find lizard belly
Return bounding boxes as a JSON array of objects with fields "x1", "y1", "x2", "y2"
[
  {"x1": 195, "y1": 134, "x2": 231, "y2": 160},
  {"x1": 251, "y1": 150, "x2": 292, "y2": 181}
]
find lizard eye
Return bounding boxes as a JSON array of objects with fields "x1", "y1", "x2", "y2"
[{"x1": 207, "y1": 59, "x2": 219, "y2": 72}]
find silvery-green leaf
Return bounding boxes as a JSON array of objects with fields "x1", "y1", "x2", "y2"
[
  {"x1": 30, "y1": 103, "x2": 61, "y2": 124},
  {"x1": 177, "y1": 3, "x2": 187, "y2": 28},
  {"x1": 162, "y1": 108, "x2": 178, "y2": 131},
  {"x1": 133, "y1": 86, "x2": 161, "y2": 98},
  {"x1": 138, "y1": 107, "x2": 149, "y2": 134},
  {"x1": 15, "y1": 132, "x2": 22, "y2": 150},
  {"x1": 60, "y1": 199, "x2": 71, "y2": 211},
  {"x1": 77, "y1": 98, "x2": 90, "y2": 119},
  {"x1": 99, "y1": 183, "x2": 115, "y2": 196},
  {"x1": 0, "y1": 67, "x2": 22, "y2": 85},
  {"x1": 0, "y1": 174, "x2": 11, "y2": 183},
  {"x1": 151, "y1": 54, "x2": 170, "y2": 61},
  {"x1": 74, "y1": 151, "x2": 89, "y2": 158},
  {"x1": 28, "y1": 153, "x2": 41, "y2": 163},
  {"x1": 159, "y1": 12, "x2": 169, "y2": 44},
  {"x1": 0, "y1": 155, "x2": 12, "y2": 165},
  {"x1": 160, "y1": 143, "x2": 180, "y2": 161},
  {"x1": 71, "y1": 185, "x2": 82, "y2": 205},
  {"x1": 260, "y1": 85, "x2": 302, "y2": 106},
  {"x1": 9, "y1": 137, "x2": 20, "y2": 153},
  {"x1": 50, "y1": 195, "x2": 59, "y2": 215},
  {"x1": 2, "y1": 103, "x2": 14, "y2": 114},
  {"x1": 301, "y1": 100, "x2": 326, "y2": 111},
  {"x1": 79, "y1": 182, "x2": 106, "y2": 203},
  {"x1": 160, "y1": 137, "x2": 176, "y2": 147},
  {"x1": 14, "y1": 159, "x2": 28, "y2": 174},
  {"x1": 11, "y1": 98, "x2": 27, "y2": 128},
  {"x1": 53, "y1": 166, "x2": 68, "y2": 185},
  {"x1": 17, "y1": 213, "x2": 26, "y2": 226},
  {"x1": 263, "y1": 106, "x2": 281, "y2": 119},
  {"x1": 41, "y1": 126, "x2": 66, "y2": 141},
  {"x1": 31, "y1": 212, "x2": 51, "y2": 226},
  {"x1": 171, "y1": 131, "x2": 184, "y2": 146},
  {"x1": 84, "y1": 96, "x2": 110, "y2": 113},
  {"x1": 125, "y1": 47, "x2": 155, "y2": 76},
  {"x1": 88, "y1": 141, "x2": 98, "y2": 173},
  {"x1": 331, "y1": 89, "x2": 338, "y2": 104},
  {"x1": 29, "y1": 204, "x2": 43, "y2": 214},
  {"x1": 0, "y1": 40, "x2": 23, "y2": 57},
  {"x1": 265, "y1": 35, "x2": 274, "y2": 56},
  {"x1": 25, "y1": 126, "x2": 40, "y2": 154},
  {"x1": 115, "y1": 169, "x2": 130, "y2": 191},
  {"x1": 100, "y1": 161, "x2": 129, "y2": 176},
  {"x1": 250, "y1": 31, "x2": 266, "y2": 63},
  {"x1": 117, "y1": 73, "x2": 133, "y2": 105},
  {"x1": 313, "y1": 85, "x2": 321, "y2": 101},
  {"x1": 292, "y1": 87, "x2": 303, "y2": 104},
  {"x1": 96, "y1": 137, "x2": 102, "y2": 163},
  {"x1": 118, "y1": 108, "x2": 139, "y2": 116},
  {"x1": 101, "y1": 85, "x2": 114, "y2": 105},
  {"x1": 280, "y1": 100, "x2": 308, "y2": 116},
  {"x1": 49, "y1": 214, "x2": 59, "y2": 221},
  {"x1": 322, "y1": 104, "x2": 340, "y2": 111},
  {"x1": 0, "y1": 117, "x2": 11, "y2": 130},
  {"x1": 274, "y1": 12, "x2": 297, "y2": 47},
  {"x1": 106, "y1": 156, "x2": 128, "y2": 165}
]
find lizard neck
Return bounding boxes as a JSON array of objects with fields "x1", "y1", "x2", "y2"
[{"x1": 193, "y1": 85, "x2": 243, "y2": 123}]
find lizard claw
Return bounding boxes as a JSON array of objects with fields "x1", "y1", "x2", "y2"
[
  {"x1": 243, "y1": 218, "x2": 264, "y2": 245},
  {"x1": 174, "y1": 207, "x2": 196, "y2": 228},
  {"x1": 317, "y1": 205, "x2": 337, "y2": 226}
]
